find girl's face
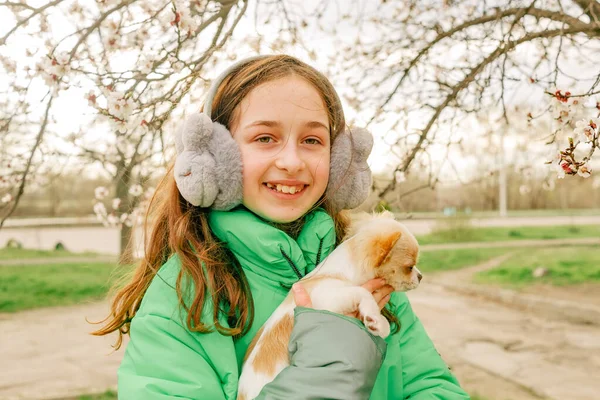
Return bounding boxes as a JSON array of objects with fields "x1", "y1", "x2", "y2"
[{"x1": 231, "y1": 76, "x2": 331, "y2": 223}]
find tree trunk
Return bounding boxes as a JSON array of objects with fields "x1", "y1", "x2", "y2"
[
  {"x1": 120, "y1": 223, "x2": 133, "y2": 264},
  {"x1": 115, "y1": 160, "x2": 133, "y2": 263}
]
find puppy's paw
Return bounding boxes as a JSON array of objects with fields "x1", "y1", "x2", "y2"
[{"x1": 363, "y1": 314, "x2": 391, "y2": 338}]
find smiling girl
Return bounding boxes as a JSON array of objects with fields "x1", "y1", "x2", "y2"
[{"x1": 94, "y1": 55, "x2": 468, "y2": 399}]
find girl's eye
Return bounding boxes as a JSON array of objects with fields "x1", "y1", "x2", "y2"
[
  {"x1": 256, "y1": 136, "x2": 273, "y2": 144},
  {"x1": 304, "y1": 137, "x2": 322, "y2": 145}
]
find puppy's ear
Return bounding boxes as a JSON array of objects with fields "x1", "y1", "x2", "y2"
[{"x1": 369, "y1": 231, "x2": 402, "y2": 267}]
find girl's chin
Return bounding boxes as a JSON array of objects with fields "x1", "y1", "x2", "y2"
[
  {"x1": 258, "y1": 208, "x2": 307, "y2": 223},
  {"x1": 244, "y1": 202, "x2": 310, "y2": 224}
]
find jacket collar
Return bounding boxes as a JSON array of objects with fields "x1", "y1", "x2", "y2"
[{"x1": 208, "y1": 207, "x2": 336, "y2": 288}]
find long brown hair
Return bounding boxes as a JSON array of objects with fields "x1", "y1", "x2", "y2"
[{"x1": 92, "y1": 55, "x2": 356, "y2": 348}]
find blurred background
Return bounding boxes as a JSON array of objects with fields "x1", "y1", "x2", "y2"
[{"x1": 1, "y1": 1, "x2": 599, "y2": 399}]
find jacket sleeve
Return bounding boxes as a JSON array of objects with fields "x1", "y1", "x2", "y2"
[
  {"x1": 256, "y1": 307, "x2": 387, "y2": 400},
  {"x1": 117, "y1": 313, "x2": 231, "y2": 400},
  {"x1": 117, "y1": 256, "x2": 238, "y2": 400},
  {"x1": 385, "y1": 293, "x2": 470, "y2": 399}
]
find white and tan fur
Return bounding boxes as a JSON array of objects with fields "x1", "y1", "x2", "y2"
[{"x1": 236, "y1": 212, "x2": 422, "y2": 400}]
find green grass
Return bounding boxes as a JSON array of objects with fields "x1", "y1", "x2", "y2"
[
  {"x1": 0, "y1": 248, "x2": 100, "y2": 260},
  {"x1": 77, "y1": 390, "x2": 117, "y2": 400},
  {"x1": 417, "y1": 224, "x2": 600, "y2": 245},
  {"x1": 418, "y1": 248, "x2": 509, "y2": 273},
  {"x1": 0, "y1": 261, "x2": 127, "y2": 313},
  {"x1": 475, "y1": 246, "x2": 600, "y2": 287},
  {"x1": 396, "y1": 208, "x2": 600, "y2": 219}
]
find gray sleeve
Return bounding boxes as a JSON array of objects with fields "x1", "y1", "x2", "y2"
[{"x1": 255, "y1": 307, "x2": 387, "y2": 400}]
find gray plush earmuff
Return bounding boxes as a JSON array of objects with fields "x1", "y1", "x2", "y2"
[{"x1": 174, "y1": 55, "x2": 373, "y2": 213}]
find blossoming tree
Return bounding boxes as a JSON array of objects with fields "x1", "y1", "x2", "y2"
[
  {"x1": 0, "y1": 0, "x2": 295, "y2": 258},
  {"x1": 321, "y1": 0, "x2": 600, "y2": 198}
]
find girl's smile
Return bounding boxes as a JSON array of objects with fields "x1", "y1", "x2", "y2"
[{"x1": 264, "y1": 181, "x2": 308, "y2": 197}]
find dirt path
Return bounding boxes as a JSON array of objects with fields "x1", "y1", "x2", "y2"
[
  {"x1": 0, "y1": 301, "x2": 125, "y2": 400},
  {"x1": 408, "y1": 281, "x2": 600, "y2": 400}
]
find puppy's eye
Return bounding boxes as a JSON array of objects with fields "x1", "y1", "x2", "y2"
[{"x1": 408, "y1": 266, "x2": 413, "y2": 271}]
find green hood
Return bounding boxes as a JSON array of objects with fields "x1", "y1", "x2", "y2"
[
  {"x1": 209, "y1": 207, "x2": 337, "y2": 366},
  {"x1": 208, "y1": 207, "x2": 336, "y2": 287}
]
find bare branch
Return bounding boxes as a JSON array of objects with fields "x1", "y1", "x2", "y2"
[
  {"x1": 368, "y1": 5, "x2": 599, "y2": 125},
  {"x1": 378, "y1": 26, "x2": 598, "y2": 197},
  {"x1": 0, "y1": 95, "x2": 54, "y2": 228},
  {"x1": 0, "y1": 0, "x2": 64, "y2": 45}
]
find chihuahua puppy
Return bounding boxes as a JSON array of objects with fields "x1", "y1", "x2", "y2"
[{"x1": 237, "y1": 211, "x2": 421, "y2": 400}]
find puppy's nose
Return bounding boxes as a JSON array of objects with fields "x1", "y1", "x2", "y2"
[{"x1": 417, "y1": 272, "x2": 423, "y2": 282}]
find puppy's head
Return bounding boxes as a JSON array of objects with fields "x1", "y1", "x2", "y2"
[{"x1": 348, "y1": 211, "x2": 422, "y2": 291}]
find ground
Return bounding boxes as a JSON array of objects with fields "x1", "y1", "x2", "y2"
[
  {"x1": 409, "y1": 279, "x2": 600, "y2": 400},
  {"x1": 1, "y1": 242, "x2": 599, "y2": 400}
]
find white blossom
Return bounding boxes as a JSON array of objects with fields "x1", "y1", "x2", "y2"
[
  {"x1": 554, "y1": 162, "x2": 566, "y2": 179},
  {"x1": 577, "y1": 165, "x2": 591, "y2": 178},
  {"x1": 93, "y1": 202, "x2": 107, "y2": 218},
  {"x1": 171, "y1": 2, "x2": 199, "y2": 36},
  {"x1": 94, "y1": 186, "x2": 109, "y2": 200},
  {"x1": 112, "y1": 198, "x2": 121, "y2": 210},
  {"x1": 139, "y1": 54, "x2": 155, "y2": 74},
  {"x1": 394, "y1": 171, "x2": 406, "y2": 183},
  {"x1": 129, "y1": 184, "x2": 143, "y2": 196},
  {"x1": 107, "y1": 92, "x2": 134, "y2": 120},
  {"x1": 114, "y1": 118, "x2": 128, "y2": 134},
  {"x1": 573, "y1": 119, "x2": 598, "y2": 143},
  {"x1": 107, "y1": 213, "x2": 120, "y2": 226},
  {"x1": 123, "y1": 216, "x2": 134, "y2": 227},
  {"x1": 1, "y1": 193, "x2": 12, "y2": 203},
  {"x1": 519, "y1": 184, "x2": 531, "y2": 195},
  {"x1": 37, "y1": 52, "x2": 71, "y2": 87},
  {"x1": 86, "y1": 90, "x2": 97, "y2": 106}
]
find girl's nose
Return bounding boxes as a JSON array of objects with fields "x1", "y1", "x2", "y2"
[{"x1": 274, "y1": 142, "x2": 306, "y2": 174}]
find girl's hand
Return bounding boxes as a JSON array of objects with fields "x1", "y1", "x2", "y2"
[
  {"x1": 362, "y1": 278, "x2": 394, "y2": 310},
  {"x1": 292, "y1": 283, "x2": 313, "y2": 307},
  {"x1": 291, "y1": 279, "x2": 394, "y2": 315}
]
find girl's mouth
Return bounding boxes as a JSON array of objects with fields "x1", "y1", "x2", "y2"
[{"x1": 263, "y1": 183, "x2": 307, "y2": 195}]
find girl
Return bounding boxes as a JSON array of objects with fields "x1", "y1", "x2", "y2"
[{"x1": 94, "y1": 55, "x2": 469, "y2": 399}]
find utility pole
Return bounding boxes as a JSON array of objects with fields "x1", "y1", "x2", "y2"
[{"x1": 499, "y1": 124, "x2": 508, "y2": 217}]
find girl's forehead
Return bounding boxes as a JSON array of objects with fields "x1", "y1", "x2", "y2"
[{"x1": 235, "y1": 76, "x2": 329, "y2": 126}]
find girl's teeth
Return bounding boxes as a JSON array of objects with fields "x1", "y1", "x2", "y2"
[{"x1": 266, "y1": 183, "x2": 304, "y2": 194}]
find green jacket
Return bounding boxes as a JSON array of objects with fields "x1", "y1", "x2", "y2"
[{"x1": 118, "y1": 208, "x2": 469, "y2": 399}]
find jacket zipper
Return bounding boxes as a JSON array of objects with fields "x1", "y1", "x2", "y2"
[
  {"x1": 280, "y1": 248, "x2": 303, "y2": 280},
  {"x1": 315, "y1": 237, "x2": 324, "y2": 266}
]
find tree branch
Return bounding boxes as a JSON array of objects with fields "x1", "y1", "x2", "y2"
[
  {"x1": 368, "y1": 5, "x2": 598, "y2": 125},
  {"x1": 0, "y1": 95, "x2": 54, "y2": 228},
  {"x1": 0, "y1": 0, "x2": 64, "y2": 45},
  {"x1": 570, "y1": 0, "x2": 600, "y2": 22},
  {"x1": 377, "y1": 25, "x2": 600, "y2": 198}
]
